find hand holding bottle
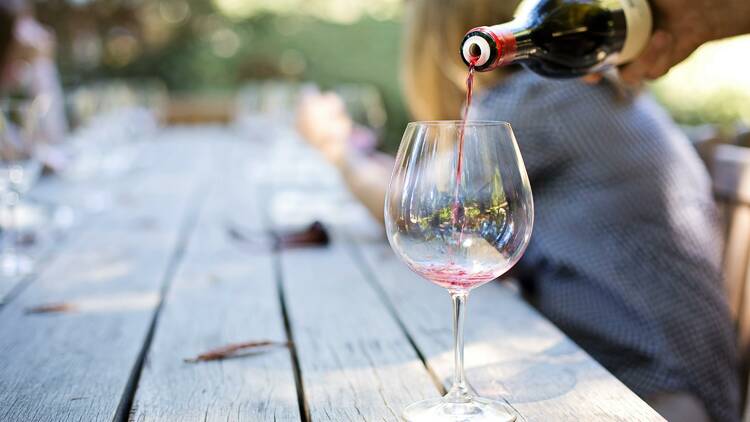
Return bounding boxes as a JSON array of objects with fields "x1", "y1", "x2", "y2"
[
  {"x1": 619, "y1": 0, "x2": 750, "y2": 84},
  {"x1": 460, "y1": 0, "x2": 653, "y2": 78},
  {"x1": 461, "y1": 0, "x2": 750, "y2": 83}
]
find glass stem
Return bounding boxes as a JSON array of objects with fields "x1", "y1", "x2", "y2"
[{"x1": 446, "y1": 291, "x2": 471, "y2": 403}]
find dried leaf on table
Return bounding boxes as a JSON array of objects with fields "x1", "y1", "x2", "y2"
[
  {"x1": 184, "y1": 340, "x2": 290, "y2": 363},
  {"x1": 25, "y1": 302, "x2": 78, "y2": 314},
  {"x1": 226, "y1": 220, "x2": 330, "y2": 251},
  {"x1": 277, "y1": 221, "x2": 330, "y2": 249}
]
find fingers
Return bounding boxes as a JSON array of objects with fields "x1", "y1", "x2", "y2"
[
  {"x1": 620, "y1": 30, "x2": 672, "y2": 85},
  {"x1": 644, "y1": 31, "x2": 675, "y2": 79}
]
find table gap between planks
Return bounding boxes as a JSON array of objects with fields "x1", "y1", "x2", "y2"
[{"x1": 0, "y1": 126, "x2": 665, "y2": 422}]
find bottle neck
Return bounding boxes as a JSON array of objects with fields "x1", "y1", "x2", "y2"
[
  {"x1": 461, "y1": 20, "x2": 535, "y2": 71},
  {"x1": 486, "y1": 20, "x2": 537, "y2": 64}
]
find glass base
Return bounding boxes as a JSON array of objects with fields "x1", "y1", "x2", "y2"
[
  {"x1": 0, "y1": 253, "x2": 33, "y2": 277},
  {"x1": 402, "y1": 396, "x2": 516, "y2": 422}
]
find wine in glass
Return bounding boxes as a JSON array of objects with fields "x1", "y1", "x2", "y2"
[{"x1": 385, "y1": 121, "x2": 533, "y2": 421}]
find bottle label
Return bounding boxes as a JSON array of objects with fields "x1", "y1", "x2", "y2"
[{"x1": 618, "y1": 0, "x2": 653, "y2": 64}]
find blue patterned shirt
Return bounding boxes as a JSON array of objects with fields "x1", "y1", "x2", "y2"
[{"x1": 473, "y1": 71, "x2": 739, "y2": 422}]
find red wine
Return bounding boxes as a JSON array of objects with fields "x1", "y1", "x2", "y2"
[
  {"x1": 452, "y1": 60, "x2": 477, "y2": 228},
  {"x1": 460, "y1": 0, "x2": 652, "y2": 77},
  {"x1": 457, "y1": 62, "x2": 476, "y2": 176},
  {"x1": 415, "y1": 263, "x2": 501, "y2": 291}
]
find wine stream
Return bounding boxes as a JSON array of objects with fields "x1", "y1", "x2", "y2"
[
  {"x1": 451, "y1": 62, "x2": 476, "y2": 243},
  {"x1": 456, "y1": 63, "x2": 476, "y2": 189}
]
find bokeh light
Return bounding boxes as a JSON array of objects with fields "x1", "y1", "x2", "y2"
[
  {"x1": 29, "y1": 0, "x2": 750, "y2": 152},
  {"x1": 210, "y1": 28, "x2": 241, "y2": 58},
  {"x1": 211, "y1": 0, "x2": 401, "y2": 23}
]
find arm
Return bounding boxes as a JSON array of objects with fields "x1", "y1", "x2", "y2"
[
  {"x1": 620, "y1": 0, "x2": 750, "y2": 84},
  {"x1": 296, "y1": 92, "x2": 391, "y2": 224},
  {"x1": 337, "y1": 151, "x2": 392, "y2": 223}
]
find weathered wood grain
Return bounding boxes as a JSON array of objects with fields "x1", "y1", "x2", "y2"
[
  {"x1": 246, "y1": 137, "x2": 441, "y2": 420},
  {"x1": 0, "y1": 126, "x2": 684, "y2": 421},
  {"x1": 724, "y1": 204, "x2": 750, "y2": 344},
  {"x1": 0, "y1": 135, "x2": 208, "y2": 422},
  {"x1": 278, "y1": 232, "x2": 439, "y2": 421},
  {"x1": 352, "y1": 233, "x2": 665, "y2": 422},
  {"x1": 130, "y1": 141, "x2": 301, "y2": 421},
  {"x1": 0, "y1": 130, "x2": 211, "y2": 305}
]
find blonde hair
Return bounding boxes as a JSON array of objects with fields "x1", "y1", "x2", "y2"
[{"x1": 401, "y1": 0, "x2": 520, "y2": 121}]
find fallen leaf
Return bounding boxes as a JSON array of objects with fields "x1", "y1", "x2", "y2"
[
  {"x1": 184, "y1": 340, "x2": 290, "y2": 363},
  {"x1": 25, "y1": 303, "x2": 77, "y2": 314}
]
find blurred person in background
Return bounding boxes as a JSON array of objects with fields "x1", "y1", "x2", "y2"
[
  {"x1": 0, "y1": 0, "x2": 66, "y2": 144},
  {"x1": 296, "y1": 0, "x2": 739, "y2": 421}
]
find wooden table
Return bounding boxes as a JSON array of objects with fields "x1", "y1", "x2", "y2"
[{"x1": 0, "y1": 126, "x2": 665, "y2": 421}]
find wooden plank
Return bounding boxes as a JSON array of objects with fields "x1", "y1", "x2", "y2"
[
  {"x1": 0, "y1": 128, "x2": 212, "y2": 305},
  {"x1": 256, "y1": 136, "x2": 439, "y2": 420},
  {"x1": 722, "y1": 204, "x2": 750, "y2": 321},
  {"x1": 353, "y1": 235, "x2": 665, "y2": 422},
  {"x1": 278, "y1": 231, "x2": 439, "y2": 420},
  {"x1": 0, "y1": 134, "x2": 208, "y2": 421},
  {"x1": 739, "y1": 205, "x2": 750, "y2": 388},
  {"x1": 713, "y1": 144, "x2": 750, "y2": 419},
  {"x1": 742, "y1": 257, "x2": 750, "y2": 419},
  {"x1": 130, "y1": 141, "x2": 301, "y2": 421}
]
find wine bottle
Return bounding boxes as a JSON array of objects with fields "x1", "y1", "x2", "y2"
[{"x1": 460, "y1": 0, "x2": 652, "y2": 77}]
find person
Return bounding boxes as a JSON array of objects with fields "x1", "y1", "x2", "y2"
[
  {"x1": 620, "y1": 0, "x2": 750, "y2": 83},
  {"x1": 296, "y1": 0, "x2": 739, "y2": 421},
  {"x1": 0, "y1": 0, "x2": 67, "y2": 144}
]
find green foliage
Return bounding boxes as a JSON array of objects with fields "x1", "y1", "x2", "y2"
[
  {"x1": 57, "y1": 10, "x2": 409, "y2": 153},
  {"x1": 651, "y1": 83, "x2": 750, "y2": 129},
  {"x1": 241, "y1": 15, "x2": 409, "y2": 152},
  {"x1": 48, "y1": 0, "x2": 750, "y2": 153}
]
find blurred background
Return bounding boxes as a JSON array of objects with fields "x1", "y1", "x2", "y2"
[
  {"x1": 2, "y1": 3, "x2": 750, "y2": 419},
  {"x1": 34, "y1": 0, "x2": 403, "y2": 147},
  {"x1": 29, "y1": 0, "x2": 750, "y2": 153}
]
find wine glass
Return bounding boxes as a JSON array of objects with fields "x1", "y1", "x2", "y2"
[
  {"x1": 0, "y1": 98, "x2": 46, "y2": 277},
  {"x1": 385, "y1": 121, "x2": 533, "y2": 421}
]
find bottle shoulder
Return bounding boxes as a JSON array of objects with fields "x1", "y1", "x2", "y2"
[{"x1": 515, "y1": 0, "x2": 629, "y2": 74}]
